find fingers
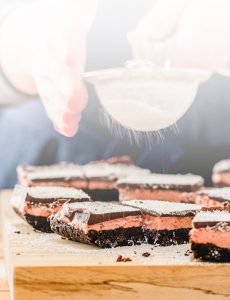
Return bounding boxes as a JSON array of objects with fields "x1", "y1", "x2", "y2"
[
  {"x1": 171, "y1": 0, "x2": 230, "y2": 70},
  {"x1": 31, "y1": 0, "x2": 97, "y2": 136},
  {"x1": 128, "y1": 0, "x2": 187, "y2": 60},
  {"x1": 60, "y1": 80, "x2": 88, "y2": 137},
  {"x1": 35, "y1": 69, "x2": 88, "y2": 137},
  {"x1": 66, "y1": 80, "x2": 88, "y2": 113},
  {"x1": 149, "y1": 0, "x2": 230, "y2": 70},
  {"x1": 42, "y1": 88, "x2": 87, "y2": 138}
]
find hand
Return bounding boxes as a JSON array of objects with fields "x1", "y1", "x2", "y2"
[
  {"x1": 128, "y1": 0, "x2": 230, "y2": 71},
  {"x1": 0, "y1": 0, "x2": 97, "y2": 137}
]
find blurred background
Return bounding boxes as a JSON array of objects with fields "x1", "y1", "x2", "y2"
[{"x1": 1, "y1": 0, "x2": 230, "y2": 188}]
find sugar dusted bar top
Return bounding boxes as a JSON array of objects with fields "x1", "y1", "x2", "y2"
[
  {"x1": 17, "y1": 162, "x2": 85, "y2": 184},
  {"x1": 117, "y1": 173, "x2": 204, "y2": 192},
  {"x1": 192, "y1": 210, "x2": 230, "y2": 228},
  {"x1": 17, "y1": 159, "x2": 150, "y2": 187},
  {"x1": 123, "y1": 199, "x2": 201, "y2": 217},
  {"x1": 11, "y1": 185, "x2": 90, "y2": 209},
  {"x1": 50, "y1": 201, "x2": 144, "y2": 248},
  {"x1": 117, "y1": 174, "x2": 204, "y2": 203},
  {"x1": 55, "y1": 201, "x2": 142, "y2": 225},
  {"x1": 212, "y1": 159, "x2": 230, "y2": 187},
  {"x1": 213, "y1": 159, "x2": 230, "y2": 173}
]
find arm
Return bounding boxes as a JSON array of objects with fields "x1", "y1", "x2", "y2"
[
  {"x1": 0, "y1": 0, "x2": 97, "y2": 136},
  {"x1": 128, "y1": 0, "x2": 230, "y2": 72},
  {"x1": 0, "y1": 0, "x2": 31, "y2": 105}
]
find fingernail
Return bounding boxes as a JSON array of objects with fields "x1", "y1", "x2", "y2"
[
  {"x1": 62, "y1": 126, "x2": 79, "y2": 137},
  {"x1": 62, "y1": 111, "x2": 81, "y2": 127},
  {"x1": 67, "y1": 85, "x2": 88, "y2": 113}
]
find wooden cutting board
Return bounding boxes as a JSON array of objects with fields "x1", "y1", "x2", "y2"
[
  {"x1": 1, "y1": 190, "x2": 230, "y2": 300},
  {"x1": 0, "y1": 249, "x2": 9, "y2": 300}
]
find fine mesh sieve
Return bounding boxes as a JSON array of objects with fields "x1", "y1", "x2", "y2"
[{"x1": 85, "y1": 61, "x2": 210, "y2": 132}]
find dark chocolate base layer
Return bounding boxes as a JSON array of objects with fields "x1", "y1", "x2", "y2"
[
  {"x1": 213, "y1": 182, "x2": 230, "y2": 188},
  {"x1": 50, "y1": 217, "x2": 144, "y2": 248},
  {"x1": 191, "y1": 243, "x2": 230, "y2": 262},
  {"x1": 13, "y1": 206, "x2": 52, "y2": 233},
  {"x1": 83, "y1": 189, "x2": 119, "y2": 202},
  {"x1": 145, "y1": 228, "x2": 190, "y2": 246},
  {"x1": 25, "y1": 214, "x2": 53, "y2": 233}
]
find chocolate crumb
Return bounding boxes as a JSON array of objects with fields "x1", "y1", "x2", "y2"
[
  {"x1": 134, "y1": 251, "x2": 137, "y2": 255},
  {"x1": 61, "y1": 237, "x2": 67, "y2": 240},
  {"x1": 14, "y1": 231, "x2": 21, "y2": 234},
  {"x1": 116, "y1": 255, "x2": 132, "y2": 262},
  {"x1": 142, "y1": 252, "x2": 151, "y2": 257},
  {"x1": 16, "y1": 253, "x2": 20, "y2": 256},
  {"x1": 184, "y1": 250, "x2": 192, "y2": 256}
]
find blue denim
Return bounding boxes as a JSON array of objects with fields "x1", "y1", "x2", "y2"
[
  {"x1": 0, "y1": 96, "x2": 182, "y2": 188},
  {"x1": 1, "y1": 73, "x2": 230, "y2": 188}
]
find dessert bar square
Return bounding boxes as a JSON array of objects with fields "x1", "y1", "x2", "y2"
[
  {"x1": 17, "y1": 157, "x2": 150, "y2": 201},
  {"x1": 50, "y1": 201, "x2": 144, "y2": 248},
  {"x1": 11, "y1": 185, "x2": 90, "y2": 232},
  {"x1": 212, "y1": 159, "x2": 230, "y2": 187},
  {"x1": 196, "y1": 188, "x2": 230, "y2": 210},
  {"x1": 17, "y1": 162, "x2": 86, "y2": 188},
  {"x1": 123, "y1": 200, "x2": 200, "y2": 246},
  {"x1": 117, "y1": 173, "x2": 204, "y2": 203},
  {"x1": 190, "y1": 210, "x2": 230, "y2": 262}
]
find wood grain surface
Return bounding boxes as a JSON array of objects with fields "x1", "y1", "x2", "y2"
[
  {"x1": 0, "y1": 191, "x2": 10, "y2": 300},
  {"x1": 1, "y1": 190, "x2": 230, "y2": 300}
]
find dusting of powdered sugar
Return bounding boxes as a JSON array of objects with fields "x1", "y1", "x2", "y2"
[
  {"x1": 123, "y1": 200, "x2": 200, "y2": 216},
  {"x1": 18, "y1": 161, "x2": 150, "y2": 182},
  {"x1": 117, "y1": 173, "x2": 204, "y2": 189},
  {"x1": 65, "y1": 201, "x2": 140, "y2": 214},
  {"x1": 83, "y1": 163, "x2": 150, "y2": 180},
  {"x1": 208, "y1": 189, "x2": 230, "y2": 202},
  {"x1": 86, "y1": 61, "x2": 207, "y2": 132},
  {"x1": 28, "y1": 168, "x2": 84, "y2": 181},
  {"x1": 196, "y1": 188, "x2": 216, "y2": 196},
  {"x1": 213, "y1": 159, "x2": 230, "y2": 173},
  {"x1": 27, "y1": 186, "x2": 90, "y2": 200},
  {"x1": 193, "y1": 210, "x2": 230, "y2": 224},
  {"x1": 10, "y1": 221, "x2": 198, "y2": 265},
  {"x1": 18, "y1": 162, "x2": 84, "y2": 181}
]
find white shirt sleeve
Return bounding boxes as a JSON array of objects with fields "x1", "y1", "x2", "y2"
[
  {"x1": 0, "y1": 0, "x2": 30, "y2": 21},
  {"x1": 0, "y1": 0, "x2": 32, "y2": 106}
]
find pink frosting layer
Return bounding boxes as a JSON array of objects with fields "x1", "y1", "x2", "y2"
[
  {"x1": 72, "y1": 215, "x2": 142, "y2": 233},
  {"x1": 24, "y1": 203, "x2": 62, "y2": 217},
  {"x1": 27, "y1": 180, "x2": 88, "y2": 189},
  {"x1": 143, "y1": 215, "x2": 193, "y2": 230},
  {"x1": 25, "y1": 179, "x2": 115, "y2": 190},
  {"x1": 119, "y1": 188, "x2": 196, "y2": 203},
  {"x1": 212, "y1": 173, "x2": 230, "y2": 186},
  {"x1": 195, "y1": 195, "x2": 226, "y2": 210},
  {"x1": 190, "y1": 228, "x2": 230, "y2": 249},
  {"x1": 87, "y1": 180, "x2": 115, "y2": 189}
]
